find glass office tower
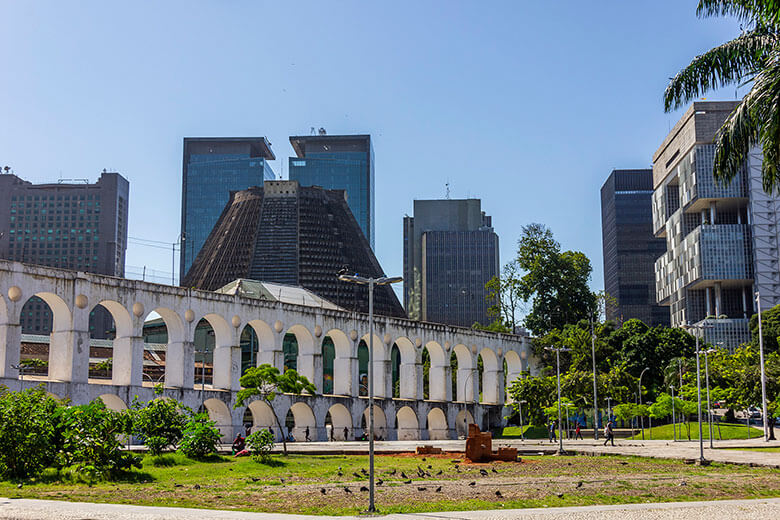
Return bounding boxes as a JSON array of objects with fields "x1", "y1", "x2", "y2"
[
  {"x1": 180, "y1": 137, "x2": 276, "y2": 278},
  {"x1": 288, "y1": 134, "x2": 374, "y2": 248}
]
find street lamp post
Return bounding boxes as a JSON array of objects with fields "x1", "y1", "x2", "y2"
[
  {"x1": 544, "y1": 346, "x2": 571, "y2": 455},
  {"x1": 606, "y1": 397, "x2": 612, "y2": 425},
  {"x1": 590, "y1": 317, "x2": 599, "y2": 440},
  {"x1": 670, "y1": 385, "x2": 676, "y2": 442},
  {"x1": 638, "y1": 367, "x2": 649, "y2": 440},
  {"x1": 518, "y1": 400, "x2": 528, "y2": 441},
  {"x1": 682, "y1": 321, "x2": 713, "y2": 464},
  {"x1": 339, "y1": 272, "x2": 402, "y2": 513},
  {"x1": 701, "y1": 348, "x2": 716, "y2": 449},
  {"x1": 755, "y1": 292, "x2": 771, "y2": 441}
]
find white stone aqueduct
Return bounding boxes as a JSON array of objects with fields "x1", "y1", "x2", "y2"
[{"x1": 0, "y1": 261, "x2": 533, "y2": 441}]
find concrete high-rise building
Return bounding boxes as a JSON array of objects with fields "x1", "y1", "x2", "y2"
[
  {"x1": 653, "y1": 101, "x2": 780, "y2": 349},
  {"x1": 0, "y1": 170, "x2": 129, "y2": 338},
  {"x1": 288, "y1": 134, "x2": 374, "y2": 248},
  {"x1": 182, "y1": 181, "x2": 404, "y2": 318},
  {"x1": 180, "y1": 137, "x2": 276, "y2": 277},
  {"x1": 601, "y1": 169, "x2": 669, "y2": 326},
  {"x1": 403, "y1": 199, "x2": 499, "y2": 327}
]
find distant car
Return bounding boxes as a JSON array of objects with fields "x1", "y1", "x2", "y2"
[{"x1": 748, "y1": 407, "x2": 762, "y2": 419}]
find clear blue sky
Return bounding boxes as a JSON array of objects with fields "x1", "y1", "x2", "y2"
[{"x1": 0, "y1": 1, "x2": 742, "y2": 297}]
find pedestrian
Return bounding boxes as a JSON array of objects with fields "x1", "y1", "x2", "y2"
[
  {"x1": 330, "y1": 425, "x2": 334, "y2": 441},
  {"x1": 603, "y1": 420, "x2": 614, "y2": 446},
  {"x1": 305, "y1": 425, "x2": 310, "y2": 442},
  {"x1": 575, "y1": 423, "x2": 583, "y2": 440},
  {"x1": 343, "y1": 426, "x2": 349, "y2": 441},
  {"x1": 548, "y1": 420, "x2": 556, "y2": 443}
]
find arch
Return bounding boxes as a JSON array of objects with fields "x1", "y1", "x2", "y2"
[
  {"x1": 455, "y1": 409, "x2": 475, "y2": 438},
  {"x1": 18, "y1": 292, "x2": 71, "y2": 380},
  {"x1": 361, "y1": 405, "x2": 387, "y2": 440},
  {"x1": 479, "y1": 348, "x2": 500, "y2": 404},
  {"x1": 393, "y1": 337, "x2": 417, "y2": 399},
  {"x1": 326, "y1": 403, "x2": 352, "y2": 441},
  {"x1": 203, "y1": 398, "x2": 233, "y2": 442},
  {"x1": 144, "y1": 308, "x2": 187, "y2": 388},
  {"x1": 357, "y1": 340, "x2": 368, "y2": 397},
  {"x1": 86, "y1": 302, "x2": 121, "y2": 383},
  {"x1": 325, "y1": 329, "x2": 351, "y2": 396},
  {"x1": 427, "y1": 407, "x2": 449, "y2": 440},
  {"x1": 193, "y1": 318, "x2": 217, "y2": 389},
  {"x1": 396, "y1": 406, "x2": 419, "y2": 440},
  {"x1": 504, "y1": 350, "x2": 523, "y2": 392},
  {"x1": 284, "y1": 324, "x2": 316, "y2": 384},
  {"x1": 29, "y1": 292, "x2": 71, "y2": 332},
  {"x1": 98, "y1": 393, "x2": 127, "y2": 411},
  {"x1": 424, "y1": 341, "x2": 447, "y2": 401},
  {"x1": 321, "y1": 336, "x2": 335, "y2": 395},
  {"x1": 247, "y1": 400, "x2": 281, "y2": 441},
  {"x1": 452, "y1": 344, "x2": 475, "y2": 402},
  {"x1": 289, "y1": 401, "x2": 316, "y2": 442},
  {"x1": 390, "y1": 343, "x2": 401, "y2": 398},
  {"x1": 360, "y1": 333, "x2": 387, "y2": 398}
]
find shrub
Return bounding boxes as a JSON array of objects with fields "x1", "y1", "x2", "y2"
[
  {"x1": 0, "y1": 386, "x2": 61, "y2": 479},
  {"x1": 131, "y1": 397, "x2": 189, "y2": 456},
  {"x1": 246, "y1": 429, "x2": 275, "y2": 462},
  {"x1": 54, "y1": 400, "x2": 140, "y2": 480},
  {"x1": 178, "y1": 413, "x2": 222, "y2": 458}
]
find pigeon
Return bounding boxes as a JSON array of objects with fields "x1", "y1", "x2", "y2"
[
  {"x1": 435, "y1": 486, "x2": 442, "y2": 492},
  {"x1": 427, "y1": 465, "x2": 432, "y2": 469},
  {"x1": 377, "y1": 478, "x2": 383, "y2": 486},
  {"x1": 279, "y1": 478, "x2": 285, "y2": 483},
  {"x1": 360, "y1": 468, "x2": 368, "y2": 476},
  {"x1": 193, "y1": 484, "x2": 201, "y2": 490},
  {"x1": 337, "y1": 471, "x2": 343, "y2": 477},
  {"x1": 401, "y1": 471, "x2": 408, "y2": 479},
  {"x1": 436, "y1": 470, "x2": 443, "y2": 475},
  {"x1": 421, "y1": 457, "x2": 426, "y2": 461},
  {"x1": 344, "y1": 487, "x2": 352, "y2": 493},
  {"x1": 403, "y1": 479, "x2": 412, "y2": 484},
  {"x1": 456, "y1": 467, "x2": 461, "y2": 473},
  {"x1": 360, "y1": 486, "x2": 369, "y2": 492},
  {"x1": 417, "y1": 487, "x2": 427, "y2": 491},
  {"x1": 556, "y1": 492, "x2": 564, "y2": 498},
  {"x1": 320, "y1": 488, "x2": 326, "y2": 495},
  {"x1": 338, "y1": 466, "x2": 342, "y2": 471},
  {"x1": 479, "y1": 469, "x2": 489, "y2": 477},
  {"x1": 249, "y1": 477, "x2": 261, "y2": 482},
  {"x1": 491, "y1": 468, "x2": 498, "y2": 474},
  {"x1": 618, "y1": 461, "x2": 628, "y2": 465},
  {"x1": 469, "y1": 481, "x2": 476, "y2": 487},
  {"x1": 388, "y1": 469, "x2": 397, "y2": 476},
  {"x1": 576, "y1": 481, "x2": 583, "y2": 489},
  {"x1": 495, "y1": 490, "x2": 503, "y2": 498},
  {"x1": 353, "y1": 472, "x2": 362, "y2": 478}
]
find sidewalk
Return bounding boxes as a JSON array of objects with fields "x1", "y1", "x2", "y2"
[{"x1": 2, "y1": 496, "x2": 779, "y2": 519}]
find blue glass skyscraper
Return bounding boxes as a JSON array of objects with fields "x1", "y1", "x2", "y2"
[
  {"x1": 288, "y1": 134, "x2": 374, "y2": 248},
  {"x1": 180, "y1": 137, "x2": 276, "y2": 278}
]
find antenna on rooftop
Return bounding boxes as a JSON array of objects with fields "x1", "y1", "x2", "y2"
[
  {"x1": 445, "y1": 182, "x2": 450, "y2": 199},
  {"x1": 318, "y1": 127, "x2": 327, "y2": 135},
  {"x1": 310, "y1": 127, "x2": 316, "y2": 135}
]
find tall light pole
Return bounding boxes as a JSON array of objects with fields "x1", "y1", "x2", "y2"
[
  {"x1": 606, "y1": 397, "x2": 612, "y2": 424},
  {"x1": 544, "y1": 346, "x2": 571, "y2": 455},
  {"x1": 682, "y1": 321, "x2": 713, "y2": 464},
  {"x1": 590, "y1": 316, "x2": 599, "y2": 440},
  {"x1": 518, "y1": 400, "x2": 527, "y2": 441},
  {"x1": 339, "y1": 272, "x2": 402, "y2": 513},
  {"x1": 755, "y1": 292, "x2": 770, "y2": 441},
  {"x1": 670, "y1": 385, "x2": 676, "y2": 442},
  {"x1": 701, "y1": 348, "x2": 716, "y2": 448},
  {"x1": 638, "y1": 367, "x2": 649, "y2": 440}
]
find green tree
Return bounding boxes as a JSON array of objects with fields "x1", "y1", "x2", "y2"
[
  {"x1": 483, "y1": 260, "x2": 523, "y2": 332},
  {"x1": 130, "y1": 393, "x2": 189, "y2": 456},
  {"x1": 516, "y1": 223, "x2": 596, "y2": 335},
  {"x1": 665, "y1": 1, "x2": 780, "y2": 193},
  {"x1": 749, "y1": 302, "x2": 780, "y2": 354},
  {"x1": 507, "y1": 375, "x2": 557, "y2": 426},
  {"x1": 234, "y1": 364, "x2": 316, "y2": 455},
  {"x1": 178, "y1": 413, "x2": 222, "y2": 459},
  {"x1": 246, "y1": 429, "x2": 275, "y2": 462}
]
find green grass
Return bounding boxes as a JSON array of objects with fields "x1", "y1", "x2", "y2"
[
  {"x1": 2, "y1": 452, "x2": 780, "y2": 515},
  {"x1": 725, "y1": 447, "x2": 780, "y2": 453},
  {"x1": 628, "y1": 422, "x2": 764, "y2": 440},
  {"x1": 499, "y1": 425, "x2": 548, "y2": 439}
]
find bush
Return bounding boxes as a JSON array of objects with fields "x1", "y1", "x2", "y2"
[
  {"x1": 246, "y1": 430, "x2": 275, "y2": 462},
  {"x1": 131, "y1": 397, "x2": 189, "y2": 456},
  {"x1": 0, "y1": 386, "x2": 61, "y2": 479},
  {"x1": 178, "y1": 413, "x2": 222, "y2": 458},
  {"x1": 54, "y1": 400, "x2": 140, "y2": 480}
]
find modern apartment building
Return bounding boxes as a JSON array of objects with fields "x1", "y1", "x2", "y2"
[
  {"x1": 652, "y1": 101, "x2": 780, "y2": 348},
  {"x1": 180, "y1": 137, "x2": 276, "y2": 277},
  {"x1": 288, "y1": 134, "x2": 374, "y2": 248},
  {"x1": 601, "y1": 169, "x2": 669, "y2": 326},
  {"x1": 0, "y1": 170, "x2": 129, "y2": 338},
  {"x1": 182, "y1": 181, "x2": 404, "y2": 318},
  {"x1": 403, "y1": 199, "x2": 499, "y2": 327}
]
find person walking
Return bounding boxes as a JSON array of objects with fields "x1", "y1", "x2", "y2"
[
  {"x1": 305, "y1": 425, "x2": 310, "y2": 442},
  {"x1": 343, "y1": 426, "x2": 349, "y2": 441},
  {"x1": 548, "y1": 420, "x2": 557, "y2": 443},
  {"x1": 603, "y1": 420, "x2": 615, "y2": 446},
  {"x1": 574, "y1": 422, "x2": 583, "y2": 440}
]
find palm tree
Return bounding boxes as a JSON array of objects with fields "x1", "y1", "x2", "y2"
[{"x1": 665, "y1": 1, "x2": 780, "y2": 193}]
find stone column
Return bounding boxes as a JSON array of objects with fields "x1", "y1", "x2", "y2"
[
  {"x1": 399, "y1": 361, "x2": 417, "y2": 399},
  {"x1": 49, "y1": 309, "x2": 90, "y2": 384},
  {"x1": 165, "y1": 340, "x2": 195, "y2": 388},
  {"x1": 112, "y1": 335, "x2": 144, "y2": 387},
  {"x1": 0, "y1": 320, "x2": 21, "y2": 379},
  {"x1": 213, "y1": 343, "x2": 241, "y2": 391}
]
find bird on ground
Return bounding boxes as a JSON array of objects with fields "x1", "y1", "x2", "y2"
[
  {"x1": 360, "y1": 486, "x2": 369, "y2": 492},
  {"x1": 249, "y1": 477, "x2": 261, "y2": 482},
  {"x1": 193, "y1": 484, "x2": 200, "y2": 490},
  {"x1": 403, "y1": 479, "x2": 412, "y2": 484},
  {"x1": 338, "y1": 466, "x2": 342, "y2": 471},
  {"x1": 436, "y1": 470, "x2": 443, "y2": 475},
  {"x1": 421, "y1": 457, "x2": 426, "y2": 461},
  {"x1": 401, "y1": 471, "x2": 408, "y2": 479},
  {"x1": 352, "y1": 472, "x2": 362, "y2": 478},
  {"x1": 377, "y1": 479, "x2": 383, "y2": 486},
  {"x1": 360, "y1": 468, "x2": 368, "y2": 476},
  {"x1": 469, "y1": 481, "x2": 476, "y2": 487},
  {"x1": 427, "y1": 465, "x2": 432, "y2": 469},
  {"x1": 279, "y1": 478, "x2": 285, "y2": 483},
  {"x1": 456, "y1": 467, "x2": 461, "y2": 473},
  {"x1": 576, "y1": 481, "x2": 583, "y2": 489},
  {"x1": 337, "y1": 471, "x2": 343, "y2": 477},
  {"x1": 320, "y1": 488, "x2": 326, "y2": 495},
  {"x1": 344, "y1": 487, "x2": 352, "y2": 493},
  {"x1": 479, "y1": 469, "x2": 489, "y2": 477},
  {"x1": 425, "y1": 471, "x2": 431, "y2": 478},
  {"x1": 491, "y1": 468, "x2": 498, "y2": 474},
  {"x1": 417, "y1": 487, "x2": 427, "y2": 491},
  {"x1": 495, "y1": 490, "x2": 503, "y2": 498},
  {"x1": 388, "y1": 469, "x2": 397, "y2": 476},
  {"x1": 556, "y1": 492, "x2": 564, "y2": 498},
  {"x1": 435, "y1": 486, "x2": 442, "y2": 492}
]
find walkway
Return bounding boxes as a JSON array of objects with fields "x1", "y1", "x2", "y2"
[{"x1": 1, "y1": 497, "x2": 779, "y2": 519}]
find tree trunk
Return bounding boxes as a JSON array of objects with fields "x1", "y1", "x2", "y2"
[
  {"x1": 769, "y1": 418, "x2": 776, "y2": 441},
  {"x1": 269, "y1": 400, "x2": 288, "y2": 456}
]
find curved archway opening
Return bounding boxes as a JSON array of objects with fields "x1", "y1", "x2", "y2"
[
  {"x1": 357, "y1": 340, "x2": 368, "y2": 397},
  {"x1": 359, "y1": 333, "x2": 387, "y2": 398},
  {"x1": 322, "y1": 336, "x2": 335, "y2": 395},
  {"x1": 478, "y1": 348, "x2": 499, "y2": 404},
  {"x1": 98, "y1": 393, "x2": 127, "y2": 412},
  {"x1": 504, "y1": 350, "x2": 523, "y2": 399},
  {"x1": 393, "y1": 337, "x2": 417, "y2": 399},
  {"x1": 361, "y1": 405, "x2": 387, "y2": 440},
  {"x1": 451, "y1": 344, "x2": 474, "y2": 402},
  {"x1": 390, "y1": 343, "x2": 401, "y2": 398},
  {"x1": 17, "y1": 291, "x2": 71, "y2": 380},
  {"x1": 194, "y1": 318, "x2": 216, "y2": 389},
  {"x1": 424, "y1": 341, "x2": 447, "y2": 401},
  {"x1": 427, "y1": 407, "x2": 449, "y2": 440},
  {"x1": 141, "y1": 309, "x2": 183, "y2": 387},
  {"x1": 240, "y1": 324, "x2": 259, "y2": 375},
  {"x1": 396, "y1": 406, "x2": 419, "y2": 440},
  {"x1": 455, "y1": 409, "x2": 475, "y2": 438},
  {"x1": 325, "y1": 403, "x2": 352, "y2": 441},
  {"x1": 287, "y1": 402, "x2": 316, "y2": 442},
  {"x1": 247, "y1": 400, "x2": 281, "y2": 441},
  {"x1": 87, "y1": 300, "x2": 133, "y2": 384},
  {"x1": 285, "y1": 325, "x2": 315, "y2": 384},
  {"x1": 203, "y1": 398, "x2": 233, "y2": 442},
  {"x1": 325, "y1": 329, "x2": 351, "y2": 396},
  {"x1": 246, "y1": 319, "x2": 275, "y2": 368}
]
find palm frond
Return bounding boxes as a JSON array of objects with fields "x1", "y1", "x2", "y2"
[
  {"x1": 697, "y1": 0, "x2": 780, "y2": 25},
  {"x1": 665, "y1": 29, "x2": 778, "y2": 111}
]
